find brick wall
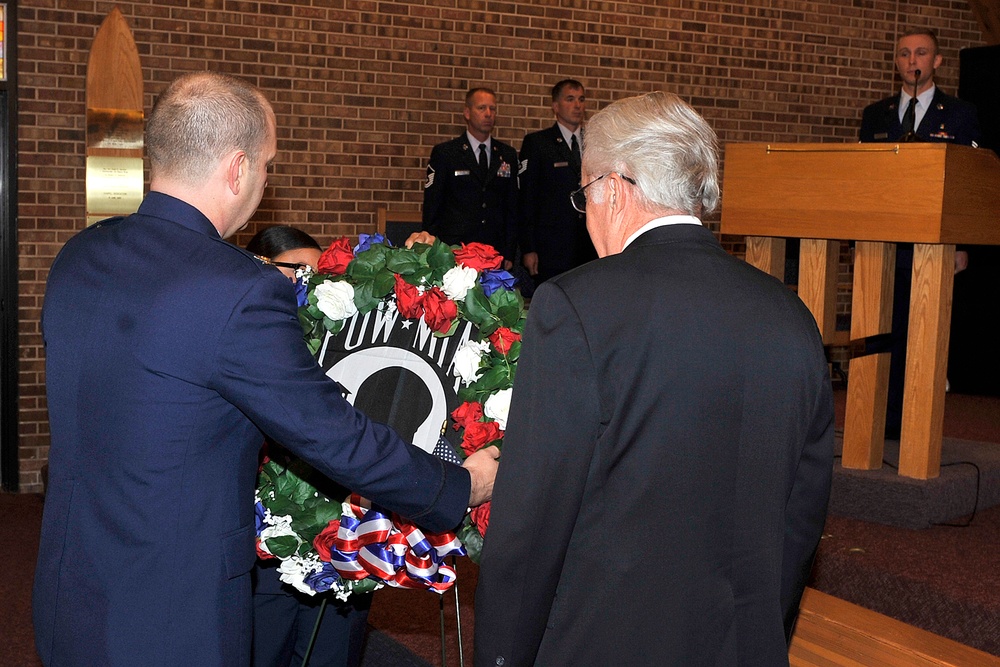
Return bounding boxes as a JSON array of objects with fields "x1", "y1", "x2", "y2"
[{"x1": 12, "y1": 0, "x2": 984, "y2": 492}]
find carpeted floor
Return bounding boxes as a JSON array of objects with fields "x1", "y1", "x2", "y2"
[{"x1": 3, "y1": 387, "x2": 999, "y2": 666}]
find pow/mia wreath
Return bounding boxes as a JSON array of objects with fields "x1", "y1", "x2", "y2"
[{"x1": 255, "y1": 234, "x2": 524, "y2": 599}]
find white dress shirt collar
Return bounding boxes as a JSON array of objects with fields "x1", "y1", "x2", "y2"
[{"x1": 623, "y1": 215, "x2": 703, "y2": 250}]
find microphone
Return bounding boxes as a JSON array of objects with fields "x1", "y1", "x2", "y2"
[{"x1": 900, "y1": 68, "x2": 920, "y2": 142}]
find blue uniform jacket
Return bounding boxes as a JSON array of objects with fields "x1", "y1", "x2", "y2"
[
  {"x1": 34, "y1": 192, "x2": 470, "y2": 666},
  {"x1": 422, "y1": 134, "x2": 519, "y2": 261},
  {"x1": 859, "y1": 88, "x2": 982, "y2": 145},
  {"x1": 517, "y1": 124, "x2": 595, "y2": 284}
]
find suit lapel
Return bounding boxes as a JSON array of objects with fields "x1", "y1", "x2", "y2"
[
  {"x1": 485, "y1": 143, "x2": 498, "y2": 183},
  {"x1": 888, "y1": 95, "x2": 903, "y2": 137},
  {"x1": 550, "y1": 125, "x2": 572, "y2": 161}
]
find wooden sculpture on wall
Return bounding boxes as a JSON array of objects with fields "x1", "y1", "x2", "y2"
[{"x1": 85, "y1": 7, "x2": 143, "y2": 225}]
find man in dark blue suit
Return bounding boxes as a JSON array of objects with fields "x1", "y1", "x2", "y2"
[
  {"x1": 518, "y1": 79, "x2": 596, "y2": 286},
  {"x1": 33, "y1": 72, "x2": 500, "y2": 667},
  {"x1": 859, "y1": 27, "x2": 983, "y2": 438},
  {"x1": 422, "y1": 87, "x2": 519, "y2": 266}
]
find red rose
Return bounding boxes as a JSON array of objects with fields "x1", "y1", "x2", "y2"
[
  {"x1": 488, "y1": 327, "x2": 521, "y2": 355},
  {"x1": 393, "y1": 274, "x2": 424, "y2": 319},
  {"x1": 454, "y1": 243, "x2": 502, "y2": 272},
  {"x1": 460, "y1": 419, "x2": 502, "y2": 456},
  {"x1": 312, "y1": 519, "x2": 341, "y2": 561},
  {"x1": 421, "y1": 286, "x2": 458, "y2": 334},
  {"x1": 451, "y1": 401, "x2": 484, "y2": 431},
  {"x1": 316, "y1": 237, "x2": 354, "y2": 275},
  {"x1": 470, "y1": 502, "x2": 491, "y2": 536}
]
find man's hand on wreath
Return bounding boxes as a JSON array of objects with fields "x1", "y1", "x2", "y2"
[
  {"x1": 405, "y1": 231, "x2": 436, "y2": 247},
  {"x1": 464, "y1": 445, "x2": 501, "y2": 507}
]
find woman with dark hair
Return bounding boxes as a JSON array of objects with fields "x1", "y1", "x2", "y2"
[
  {"x1": 246, "y1": 224, "x2": 323, "y2": 281},
  {"x1": 245, "y1": 225, "x2": 372, "y2": 667}
]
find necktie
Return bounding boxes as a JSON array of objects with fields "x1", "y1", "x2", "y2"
[
  {"x1": 900, "y1": 97, "x2": 916, "y2": 135},
  {"x1": 571, "y1": 133, "x2": 580, "y2": 161},
  {"x1": 478, "y1": 143, "x2": 489, "y2": 176}
]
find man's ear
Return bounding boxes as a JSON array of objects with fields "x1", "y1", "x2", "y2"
[
  {"x1": 226, "y1": 151, "x2": 246, "y2": 195},
  {"x1": 933, "y1": 53, "x2": 943, "y2": 71}
]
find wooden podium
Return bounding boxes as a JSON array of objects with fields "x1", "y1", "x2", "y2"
[{"x1": 721, "y1": 142, "x2": 1000, "y2": 479}]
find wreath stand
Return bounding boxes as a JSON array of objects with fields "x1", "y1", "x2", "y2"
[{"x1": 299, "y1": 556, "x2": 466, "y2": 667}]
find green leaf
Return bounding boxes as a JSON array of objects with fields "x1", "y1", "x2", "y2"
[
  {"x1": 347, "y1": 258, "x2": 379, "y2": 281},
  {"x1": 306, "y1": 337, "x2": 322, "y2": 356},
  {"x1": 496, "y1": 304, "x2": 524, "y2": 329},
  {"x1": 372, "y1": 268, "x2": 396, "y2": 298},
  {"x1": 352, "y1": 280, "x2": 379, "y2": 314},
  {"x1": 264, "y1": 535, "x2": 301, "y2": 559},
  {"x1": 461, "y1": 286, "x2": 498, "y2": 333},
  {"x1": 489, "y1": 287, "x2": 522, "y2": 311},
  {"x1": 426, "y1": 241, "x2": 457, "y2": 274},
  {"x1": 385, "y1": 248, "x2": 423, "y2": 275},
  {"x1": 456, "y1": 518, "x2": 484, "y2": 564},
  {"x1": 475, "y1": 363, "x2": 510, "y2": 393},
  {"x1": 355, "y1": 244, "x2": 389, "y2": 269}
]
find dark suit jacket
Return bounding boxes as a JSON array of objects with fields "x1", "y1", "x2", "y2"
[
  {"x1": 859, "y1": 87, "x2": 982, "y2": 145},
  {"x1": 34, "y1": 192, "x2": 470, "y2": 666},
  {"x1": 474, "y1": 223, "x2": 834, "y2": 667},
  {"x1": 422, "y1": 134, "x2": 519, "y2": 261},
  {"x1": 518, "y1": 124, "x2": 595, "y2": 284}
]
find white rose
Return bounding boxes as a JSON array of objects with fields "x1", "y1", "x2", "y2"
[
  {"x1": 277, "y1": 556, "x2": 322, "y2": 596},
  {"x1": 314, "y1": 280, "x2": 358, "y2": 321},
  {"x1": 452, "y1": 339, "x2": 490, "y2": 385},
  {"x1": 441, "y1": 265, "x2": 479, "y2": 301},
  {"x1": 483, "y1": 387, "x2": 513, "y2": 430}
]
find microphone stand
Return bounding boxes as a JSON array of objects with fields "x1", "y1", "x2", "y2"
[{"x1": 900, "y1": 68, "x2": 921, "y2": 142}]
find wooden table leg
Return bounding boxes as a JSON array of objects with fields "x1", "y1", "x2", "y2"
[
  {"x1": 745, "y1": 236, "x2": 786, "y2": 281},
  {"x1": 798, "y1": 239, "x2": 839, "y2": 342},
  {"x1": 898, "y1": 243, "x2": 955, "y2": 480},
  {"x1": 842, "y1": 242, "x2": 895, "y2": 470}
]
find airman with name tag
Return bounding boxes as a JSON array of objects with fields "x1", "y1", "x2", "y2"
[
  {"x1": 422, "y1": 87, "x2": 519, "y2": 267},
  {"x1": 518, "y1": 79, "x2": 596, "y2": 286}
]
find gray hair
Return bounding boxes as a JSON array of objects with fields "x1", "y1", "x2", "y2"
[
  {"x1": 583, "y1": 91, "x2": 720, "y2": 217},
  {"x1": 146, "y1": 71, "x2": 273, "y2": 185}
]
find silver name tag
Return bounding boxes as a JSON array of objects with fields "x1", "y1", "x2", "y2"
[{"x1": 455, "y1": 169, "x2": 471, "y2": 176}]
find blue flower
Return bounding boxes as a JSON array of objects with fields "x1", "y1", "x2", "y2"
[
  {"x1": 294, "y1": 278, "x2": 309, "y2": 308},
  {"x1": 354, "y1": 233, "x2": 388, "y2": 254},
  {"x1": 480, "y1": 269, "x2": 517, "y2": 297},
  {"x1": 254, "y1": 500, "x2": 266, "y2": 535},
  {"x1": 303, "y1": 562, "x2": 342, "y2": 593}
]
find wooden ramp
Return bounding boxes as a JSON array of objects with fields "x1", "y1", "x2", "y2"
[{"x1": 790, "y1": 588, "x2": 1000, "y2": 666}]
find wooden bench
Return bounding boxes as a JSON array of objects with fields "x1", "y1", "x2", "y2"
[{"x1": 789, "y1": 588, "x2": 1000, "y2": 666}]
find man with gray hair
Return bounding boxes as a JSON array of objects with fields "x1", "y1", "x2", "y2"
[{"x1": 474, "y1": 91, "x2": 834, "y2": 666}]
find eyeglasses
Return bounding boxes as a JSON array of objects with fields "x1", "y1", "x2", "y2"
[
  {"x1": 569, "y1": 173, "x2": 637, "y2": 213},
  {"x1": 254, "y1": 255, "x2": 310, "y2": 272}
]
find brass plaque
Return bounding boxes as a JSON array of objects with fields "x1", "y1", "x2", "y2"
[
  {"x1": 86, "y1": 107, "x2": 144, "y2": 150},
  {"x1": 86, "y1": 156, "x2": 144, "y2": 224}
]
